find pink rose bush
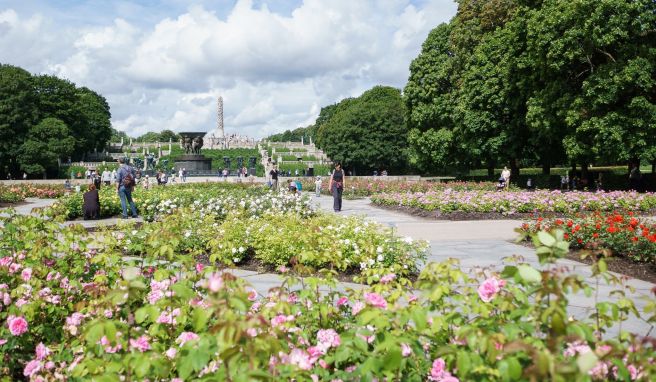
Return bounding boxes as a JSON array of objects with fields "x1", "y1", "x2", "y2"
[{"x1": 1, "y1": 187, "x2": 655, "y2": 380}]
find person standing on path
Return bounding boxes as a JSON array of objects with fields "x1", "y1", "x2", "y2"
[
  {"x1": 270, "y1": 164, "x2": 279, "y2": 190},
  {"x1": 315, "y1": 176, "x2": 322, "y2": 197},
  {"x1": 116, "y1": 158, "x2": 138, "y2": 219},
  {"x1": 329, "y1": 163, "x2": 345, "y2": 212},
  {"x1": 501, "y1": 166, "x2": 511, "y2": 190}
]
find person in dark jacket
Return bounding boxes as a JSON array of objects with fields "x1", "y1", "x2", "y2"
[{"x1": 83, "y1": 183, "x2": 100, "y2": 220}]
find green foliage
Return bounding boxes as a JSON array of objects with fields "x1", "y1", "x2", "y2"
[
  {"x1": 266, "y1": 125, "x2": 317, "y2": 142},
  {"x1": 136, "y1": 129, "x2": 180, "y2": 143},
  {"x1": 0, "y1": 64, "x2": 112, "y2": 178},
  {"x1": 1, "y1": 206, "x2": 655, "y2": 380},
  {"x1": 18, "y1": 118, "x2": 75, "y2": 177},
  {"x1": 316, "y1": 86, "x2": 409, "y2": 173},
  {"x1": 405, "y1": 0, "x2": 656, "y2": 174}
]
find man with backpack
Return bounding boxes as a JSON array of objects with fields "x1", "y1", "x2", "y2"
[{"x1": 117, "y1": 158, "x2": 138, "y2": 219}]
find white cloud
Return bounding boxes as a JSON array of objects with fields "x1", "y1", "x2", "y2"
[{"x1": 0, "y1": 0, "x2": 458, "y2": 138}]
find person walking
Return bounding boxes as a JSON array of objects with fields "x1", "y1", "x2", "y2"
[
  {"x1": 269, "y1": 164, "x2": 279, "y2": 190},
  {"x1": 328, "y1": 163, "x2": 345, "y2": 212},
  {"x1": 116, "y1": 158, "x2": 138, "y2": 219},
  {"x1": 111, "y1": 169, "x2": 117, "y2": 184}
]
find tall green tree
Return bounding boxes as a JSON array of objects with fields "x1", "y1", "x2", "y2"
[
  {"x1": 0, "y1": 64, "x2": 37, "y2": 177},
  {"x1": 403, "y1": 24, "x2": 460, "y2": 173},
  {"x1": 18, "y1": 118, "x2": 75, "y2": 177},
  {"x1": 316, "y1": 86, "x2": 409, "y2": 173}
]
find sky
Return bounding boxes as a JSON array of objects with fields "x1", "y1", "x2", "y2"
[{"x1": 0, "y1": 0, "x2": 457, "y2": 138}]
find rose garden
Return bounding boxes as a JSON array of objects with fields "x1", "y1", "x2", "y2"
[{"x1": 1, "y1": 180, "x2": 655, "y2": 381}]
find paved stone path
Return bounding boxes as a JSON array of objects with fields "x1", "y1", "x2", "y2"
[
  {"x1": 311, "y1": 194, "x2": 655, "y2": 337},
  {"x1": 4, "y1": 195, "x2": 654, "y2": 337}
]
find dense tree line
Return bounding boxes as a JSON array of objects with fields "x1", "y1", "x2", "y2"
[
  {"x1": 134, "y1": 129, "x2": 180, "y2": 143},
  {"x1": 266, "y1": 126, "x2": 317, "y2": 143},
  {"x1": 404, "y1": 0, "x2": 656, "y2": 176},
  {"x1": 0, "y1": 64, "x2": 112, "y2": 178},
  {"x1": 274, "y1": 0, "x2": 655, "y2": 176}
]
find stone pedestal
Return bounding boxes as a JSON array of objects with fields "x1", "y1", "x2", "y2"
[
  {"x1": 174, "y1": 132, "x2": 212, "y2": 174},
  {"x1": 174, "y1": 155, "x2": 212, "y2": 173}
]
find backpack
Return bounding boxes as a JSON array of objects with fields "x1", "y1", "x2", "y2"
[{"x1": 122, "y1": 167, "x2": 136, "y2": 188}]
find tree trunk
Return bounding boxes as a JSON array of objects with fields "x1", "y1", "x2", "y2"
[
  {"x1": 510, "y1": 159, "x2": 519, "y2": 179},
  {"x1": 571, "y1": 163, "x2": 577, "y2": 175},
  {"x1": 652, "y1": 160, "x2": 655, "y2": 174},
  {"x1": 542, "y1": 161, "x2": 551, "y2": 175},
  {"x1": 487, "y1": 160, "x2": 495, "y2": 177},
  {"x1": 581, "y1": 161, "x2": 589, "y2": 180}
]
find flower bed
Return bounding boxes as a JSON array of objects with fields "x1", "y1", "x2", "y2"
[
  {"x1": 302, "y1": 179, "x2": 508, "y2": 199},
  {"x1": 1, "y1": 214, "x2": 654, "y2": 380},
  {"x1": 371, "y1": 190, "x2": 656, "y2": 216},
  {"x1": 44, "y1": 183, "x2": 267, "y2": 221},
  {"x1": 518, "y1": 213, "x2": 656, "y2": 266},
  {"x1": 0, "y1": 184, "x2": 69, "y2": 204}
]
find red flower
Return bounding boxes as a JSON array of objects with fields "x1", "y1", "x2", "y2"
[
  {"x1": 555, "y1": 219, "x2": 563, "y2": 226},
  {"x1": 564, "y1": 233, "x2": 570, "y2": 240},
  {"x1": 593, "y1": 233, "x2": 599, "y2": 238},
  {"x1": 632, "y1": 237, "x2": 639, "y2": 242},
  {"x1": 567, "y1": 220, "x2": 573, "y2": 227},
  {"x1": 607, "y1": 226, "x2": 618, "y2": 234}
]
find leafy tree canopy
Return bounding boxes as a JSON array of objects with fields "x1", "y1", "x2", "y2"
[{"x1": 315, "y1": 86, "x2": 409, "y2": 174}]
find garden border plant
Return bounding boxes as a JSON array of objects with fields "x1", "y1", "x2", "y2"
[{"x1": 2, "y1": 209, "x2": 654, "y2": 380}]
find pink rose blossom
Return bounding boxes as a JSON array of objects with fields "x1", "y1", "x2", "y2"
[
  {"x1": 147, "y1": 289, "x2": 164, "y2": 304},
  {"x1": 0, "y1": 339, "x2": 7, "y2": 345},
  {"x1": 428, "y1": 358, "x2": 459, "y2": 381},
  {"x1": 271, "y1": 314, "x2": 295, "y2": 328},
  {"x1": 66, "y1": 313, "x2": 84, "y2": 327},
  {"x1": 401, "y1": 343, "x2": 412, "y2": 357},
  {"x1": 176, "y1": 331, "x2": 200, "y2": 345},
  {"x1": 8, "y1": 316, "x2": 28, "y2": 336},
  {"x1": 364, "y1": 292, "x2": 387, "y2": 309},
  {"x1": 206, "y1": 273, "x2": 223, "y2": 292},
  {"x1": 307, "y1": 346, "x2": 324, "y2": 357},
  {"x1": 165, "y1": 348, "x2": 178, "y2": 359},
  {"x1": 8, "y1": 263, "x2": 21, "y2": 273},
  {"x1": 319, "y1": 359, "x2": 328, "y2": 369},
  {"x1": 15, "y1": 298, "x2": 29, "y2": 307},
  {"x1": 0, "y1": 257, "x2": 12, "y2": 267},
  {"x1": 317, "y1": 329, "x2": 341, "y2": 351},
  {"x1": 336, "y1": 296, "x2": 349, "y2": 307},
  {"x1": 407, "y1": 294, "x2": 418, "y2": 303},
  {"x1": 352, "y1": 301, "x2": 365, "y2": 315},
  {"x1": 35, "y1": 343, "x2": 50, "y2": 360},
  {"x1": 288, "y1": 348, "x2": 314, "y2": 370},
  {"x1": 23, "y1": 360, "x2": 42, "y2": 377},
  {"x1": 380, "y1": 273, "x2": 396, "y2": 284},
  {"x1": 247, "y1": 288, "x2": 258, "y2": 301},
  {"x1": 195, "y1": 263, "x2": 204, "y2": 273},
  {"x1": 21, "y1": 267, "x2": 33, "y2": 281},
  {"x1": 477, "y1": 277, "x2": 505, "y2": 303},
  {"x1": 45, "y1": 361, "x2": 55, "y2": 370},
  {"x1": 129, "y1": 335, "x2": 150, "y2": 352}
]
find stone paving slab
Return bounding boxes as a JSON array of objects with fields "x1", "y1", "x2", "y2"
[{"x1": 309, "y1": 193, "x2": 655, "y2": 336}]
